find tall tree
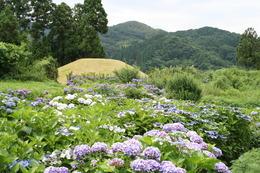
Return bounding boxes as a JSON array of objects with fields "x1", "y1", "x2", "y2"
[
  {"x1": 237, "y1": 28, "x2": 260, "y2": 69},
  {"x1": 0, "y1": 6, "x2": 20, "y2": 44},
  {"x1": 84, "y1": 0, "x2": 108, "y2": 33},
  {"x1": 70, "y1": 1, "x2": 107, "y2": 60},
  {"x1": 49, "y1": 2, "x2": 74, "y2": 65},
  {"x1": 4, "y1": 0, "x2": 31, "y2": 30},
  {"x1": 30, "y1": 0, "x2": 54, "y2": 59}
]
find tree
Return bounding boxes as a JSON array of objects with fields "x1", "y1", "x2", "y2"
[
  {"x1": 70, "y1": 1, "x2": 107, "y2": 60},
  {"x1": 4, "y1": 0, "x2": 31, "y2": 30},
  {"x1": 0, "y1": 6, "x2": 20, "y2": 44},
  {"x1": 30, "y1": 0, "x2": 54, "y2": 59},
  {"x1": 237, "y1": 28, "x2": 260, "y2": 69},
  {"x1": 49, "y1": 2, "x2": 74, "y2": 65},
  {"x1": 84, "y1": 0, "x2": 108, "y2": 33}
]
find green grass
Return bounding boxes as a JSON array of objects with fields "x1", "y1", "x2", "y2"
[{"x1": 0, "y1": 80, "x2": 63, "y2": 96}]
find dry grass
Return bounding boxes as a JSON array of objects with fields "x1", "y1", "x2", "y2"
[{"x1": 57, "y1": 58, "x2": 146, "y2": 84}]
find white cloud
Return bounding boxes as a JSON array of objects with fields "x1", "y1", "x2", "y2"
[{"x1": 53, "y1": 0, "x2": 260, "y2": 34}]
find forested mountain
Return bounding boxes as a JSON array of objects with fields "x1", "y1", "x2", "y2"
[{"x1": 101, "y1": 21, "x2": 240, "y2": 70}]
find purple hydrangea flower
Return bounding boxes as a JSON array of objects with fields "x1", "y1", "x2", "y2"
[
  {"x1": 123, "y1": 139, "x2": 143, "y2": 156},
  {"x1": 144, "y1": 130, "x2": 168, "y2": 138},
  {"x1": 174, "y1": 167, "x2": 187, "y2": 173},
  {"x1": 202, "y1": 150, "x2": 216, "y2": 158},
  {"x1": 143, "y1": 147, "x2": 161, "y2": 160},
  {"x1": 44, "y1": 166, "x2": 69, "y2": 173},
  {"x1": 212, "y1": 147, "x2": 223, "y2": 158},
  {"x1": 73, "y1": 144, "x2": 91, "y2": 159},
  {"x1": 108, "y1": 158, "x2": 124, "y2": 167},
  {"x1": 185, "y1": 142, "x2": 202, "y2": 151},
  {"x1": 131, "y1": 159, "x2": 160, "y2": 172},
  {"x1": 91, "y1": 142, "x2": 108, "y2": 153},
  {"x1": 215, "y1": 162, "x2": 231, "y2": 173},
  {"x1": 163, "y1": 123, "x2": 186, "y2": 133},
  {"x1": 160, "y1": 161, "x2": 176, "y2": 173},
  {"x1": 111, "y1": 142, "x2": 125, "y2": 153},
  {"x1": 186, "y1": 131, "x2": 203, "y2": 144}
]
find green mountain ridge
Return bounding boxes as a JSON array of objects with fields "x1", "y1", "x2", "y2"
[{"x1": 100, "y1": 21, "x2": 240, "y2": 70}]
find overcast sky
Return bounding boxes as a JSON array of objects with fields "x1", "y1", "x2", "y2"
[{"x1": 53, "y1": 0, "x2": 260, "y2": 34}]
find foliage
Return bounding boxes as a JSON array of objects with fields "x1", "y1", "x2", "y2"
[
  {"x1": 149, "y1": 67, "x2": 260, "y2": 107},
  {"x1": 0, "y1": 42, "x2": 30, "y2": 78},
  {"x1": 166, "y1": 74, "x2": 202, "y2": 101},
  {"x1": 0, "y1": 6, "x2": 21, "y2": 44},
  {"x1": 114, "y1": 67, "x2": 140, "y2": 83},
  {"x1": 231, "y1": 148, "x2": 260, "y2": 173},
  {"x1": 237, "y1": 28, "x2": 260, "y2": 69},
  {"x1": 124, "y1": 87, "x2": 148, "y2": 99},
  {"x1": 17, "y1": 56, "x2": 58, "y2": 81}
]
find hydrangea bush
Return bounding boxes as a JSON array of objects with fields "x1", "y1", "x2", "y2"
[{"x1": 0, "y1": 75, "x2": 258, "y2": 172}]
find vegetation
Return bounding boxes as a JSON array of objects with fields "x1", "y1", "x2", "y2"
[
  {"x1": 237, "y1": 28, "x2": 260, "y2": 69},
  {"x1": 114, "y1": 67, "x2": 140, "y2": 83},
  {"x1": 232, "y1": 148, "x2": 260, "y2": 173},
  {"x1": 0, "y1": 73, "x2": 258, "y2": 172},
  {"x1": 101, "y1": 21, "x2": 240, "y2": 70},
  {"x1": 149, "y1": 67, "x2": 260, "y2": 107},
  {"x1": 166, "y1": 74, "x2": 202, "y2": 101},
  {"x1": 0, "y1": 0, "x2": 108, "y2": 81}
]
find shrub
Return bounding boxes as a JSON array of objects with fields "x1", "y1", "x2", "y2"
[
  {"x1": 124, "y1": 87, "x2": 148, "y2": 99},
  {"x1": 0, "y1": 42, "x2": 30, "y2": 78},
  {"x1": 231, "y1": 148, "x2": 260, "y2": 173},
  {"x1": 166, "y1": 74, "x2": 202, "y2": 101},
  {"x1": 17, "y1": 56, "x2": 58, "y2": 81},
  {"x1": 114, "y1": 67, "x2": 139, "y2": 83}
]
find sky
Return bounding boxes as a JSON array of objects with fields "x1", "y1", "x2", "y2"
[{"x1": 53, "y1": 0, "x2": 260, "y2": 34}]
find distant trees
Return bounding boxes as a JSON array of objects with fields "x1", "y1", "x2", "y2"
[
  {"x1": 0, "y1": 0, "x2": 108, "y2": 66},
  {"x1": 237, "y1": 28, "x2": 260, "y2": 69}
]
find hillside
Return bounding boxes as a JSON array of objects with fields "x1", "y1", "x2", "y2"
[
  {"x1": 101, "y1": 22, "x2": 240, "y2": 70},
  {"x1": 100, "y1": 21, "x2": 166, "y2": 57},
  {"x1": 57, "y1": 58, "x2": 146, "y2": 84}
]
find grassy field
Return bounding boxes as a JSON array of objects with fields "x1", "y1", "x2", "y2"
[
  {"x1": 0, "y1": 80, "x2": 63, "y2": 96},
  {"x1": 58, "y1": 58, "x2": 147, "y2": 84}
]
